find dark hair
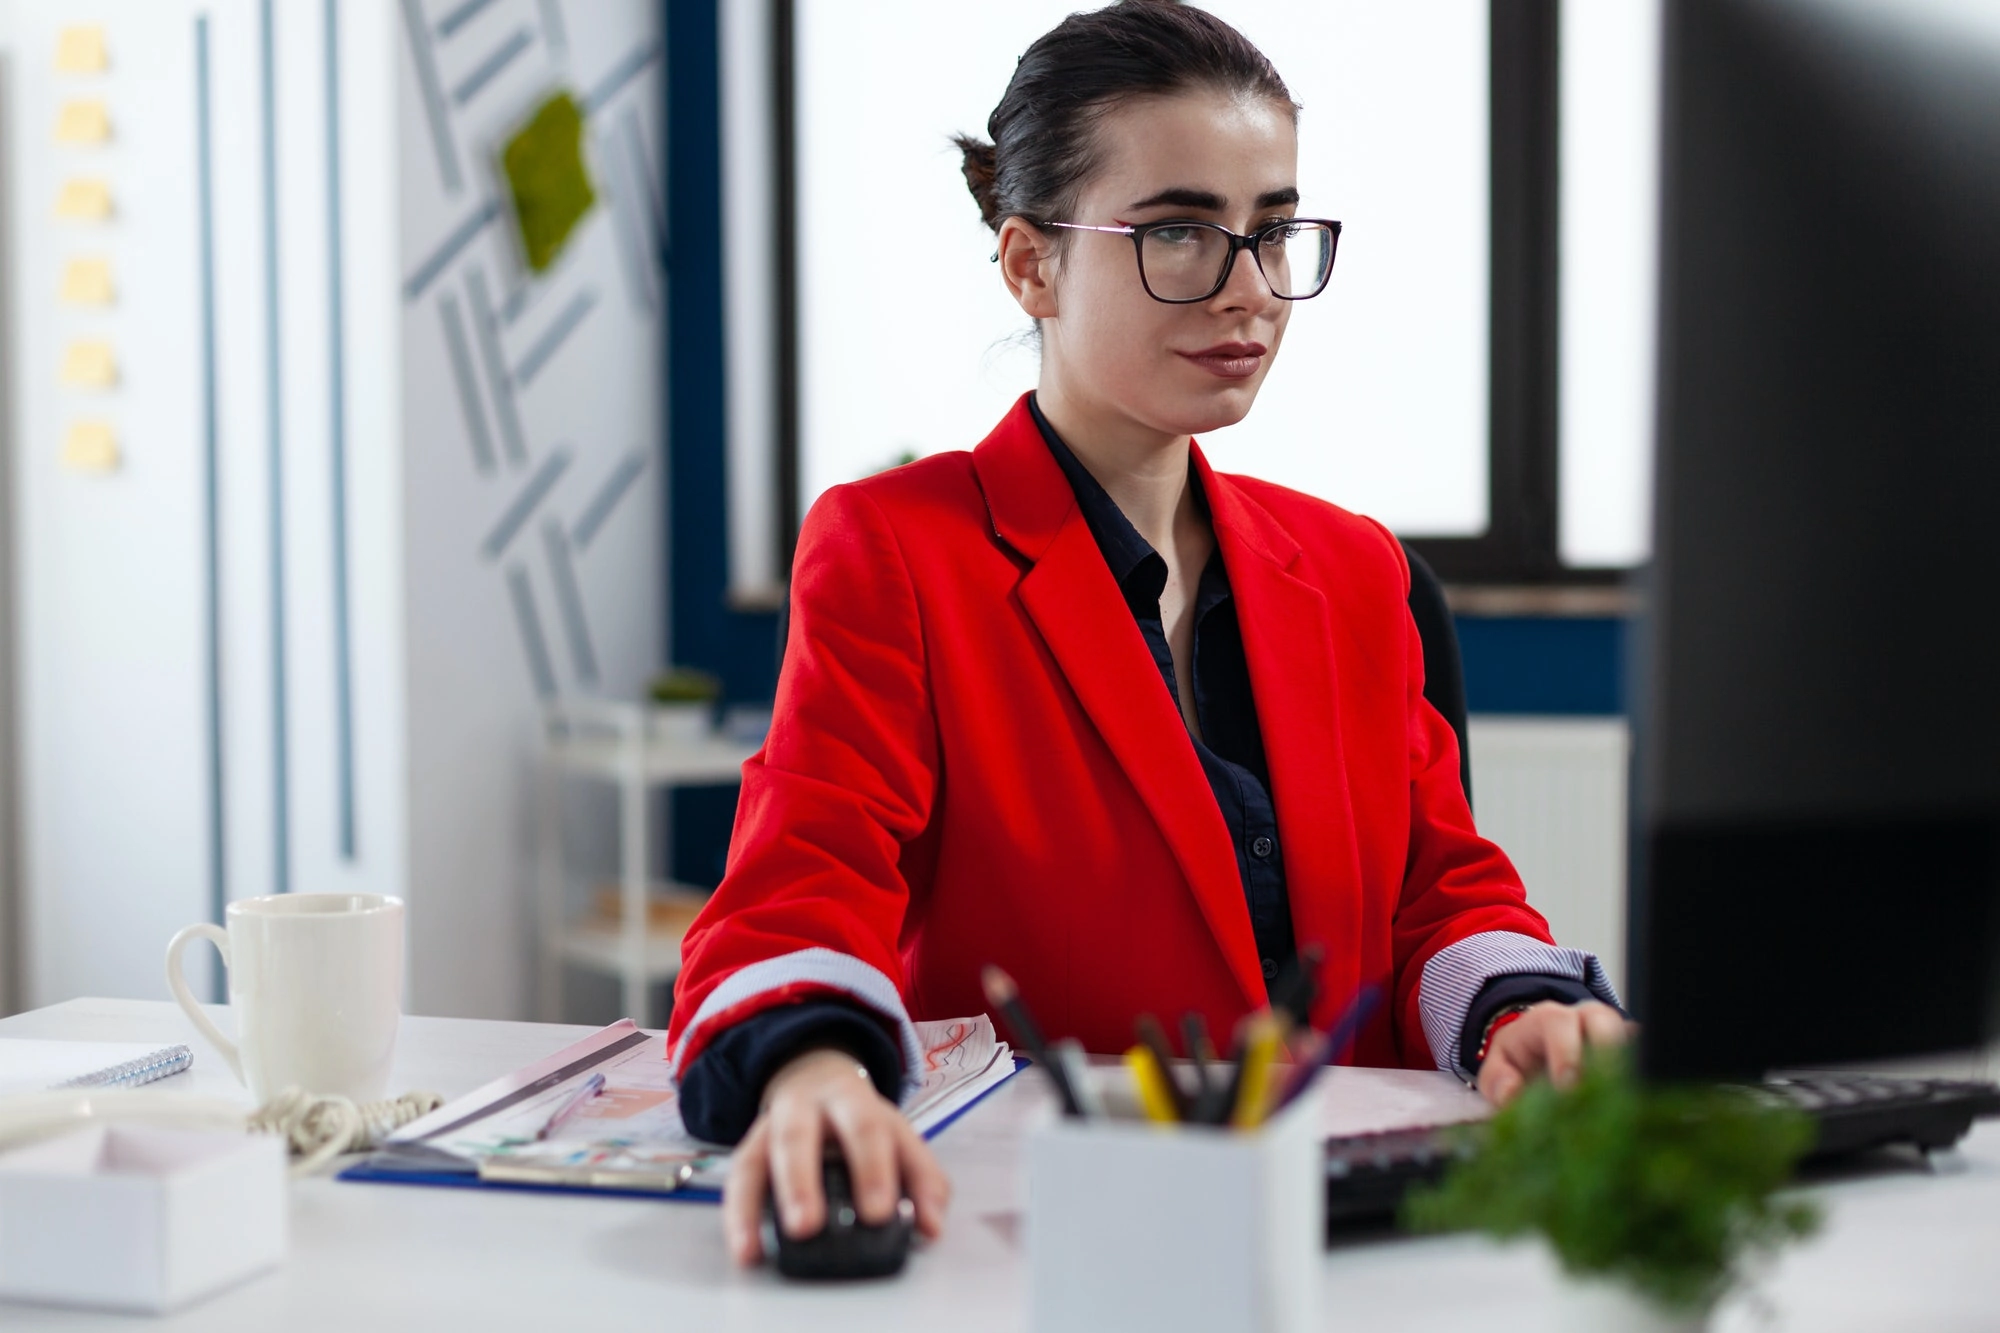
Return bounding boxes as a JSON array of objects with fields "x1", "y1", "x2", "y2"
[{"x1": 954, "y1": 1, "x2": 1297, "y2": 235}]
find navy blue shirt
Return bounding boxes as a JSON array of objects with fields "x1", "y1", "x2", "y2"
[
  {"x1": 1031, "y1": 397, "x2": 1299, "y2": 985},
  {"x1": 675, "y1": 400, "x2": 1590, "y2": 1143}
]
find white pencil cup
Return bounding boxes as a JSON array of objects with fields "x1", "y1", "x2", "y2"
[{"x1": 1026, "y1": 1084, "x2": 1323, "y2": 1333}]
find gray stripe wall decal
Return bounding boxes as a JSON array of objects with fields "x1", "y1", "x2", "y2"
[
  {"x1": 512, "y1": 288, "x2": 597, "y2": 387},
  {"x1": 195, "y1": 14, "x2": 228, "y2": 952},
  {"x1": 452, "y1": 26, "x2": 533, "y2": 107},
  {"x1": 571, "y1": 449, "x2": 646, "y2": 551},
  {"x1": 260, "y1": 0, "x2": 291, "y2": 894},
  {"x1": 506, "y1": 566, "x2": 558, "y2": 699},
  {"x1": 465, "y1": 266, "x2": 529, "y2": 466},
  {"x1": 397, "y1": 0, "x2": 461, "y2": 194},
  {"x1": 500, "y1": 278, "x2": 536, "y2": 326},
  {"x1": 618, "y1": 106, "x2": 667, "y2": 268},
  {"x1": 435, "y1": 0, "x2": 498, "y2": 39},
  {"x1": 541, "y1": 520, "x2": 599, "y2": 686},
  {"x1": 326, "y1": 0, "x2": 358, "y2": 862},
  {"x1": 439, "y1": 293, "x2": 497, "y2": 474},
  {"x1": 601, "y1": 129, "x2": 656, "y2": 315},
  {"x1": 401, "y1": 198, "x2": 498, "y2": 302},
  {"x1": 536, "y1": 0, "x2": 568, "y2": 59},
  {"x1": 483, "y1": 446, "x2": 574, "y2": 559},
  {"x1": 583, "y1": 39, "x2": 659, "y2": 114}
]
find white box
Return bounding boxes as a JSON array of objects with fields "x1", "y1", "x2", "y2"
[
  {"x1": 0, "y1": 1125, "x2": 286, "y2": 1313},
  {"x1": 1026, "y1": 1086, "x2": 1324, "y2": 1333}
]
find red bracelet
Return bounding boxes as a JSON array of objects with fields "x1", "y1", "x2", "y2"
[{"x1": 1474, "y1": 1004, "x2": 1534, "y2": 1067}]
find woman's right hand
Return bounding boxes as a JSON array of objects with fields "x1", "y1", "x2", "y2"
[{"x1": 722, "y1": 1046, "x2": 953, "y2": 1266}]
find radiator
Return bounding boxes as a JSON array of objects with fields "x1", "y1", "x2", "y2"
[{"x1": 1465, "y1": 717, "x2": 1631, "y2": 994}]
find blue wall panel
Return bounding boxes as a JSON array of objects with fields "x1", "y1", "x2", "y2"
[{"x1": 1456, "y1": 616, "x2": 1628, "y2": 716}]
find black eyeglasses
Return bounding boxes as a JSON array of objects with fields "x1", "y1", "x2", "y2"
[{"x1": 1045, "y1": 217, "x2": 1342, "y2": 303}]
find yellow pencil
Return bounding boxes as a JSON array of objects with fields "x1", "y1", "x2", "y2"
[
  {"x1": 1123, "y1": 1046, "x2": 1181, "y2": 1124},
  {"x1": 1229, "y1": 1014, "x2": 1284, "y2": 1129}
]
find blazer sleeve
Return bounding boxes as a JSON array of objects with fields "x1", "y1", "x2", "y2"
[
  {"x1": 1373, "y1": 527, "x2": 1560, "y2": 1069},
  {"x1": 666, "y1": 483, "x2": 937, "y2": 1090}
]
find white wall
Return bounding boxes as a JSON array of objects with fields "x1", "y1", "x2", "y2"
[
  {"x1": 0, "y1": 13, "x2": 16, "y2": 1014},
  {"x1": 7, "y1": 0, "x2": 230, "y2": 1005},
  {"x1": 4, "y1": 0, "x2": 664, "y2": 1019},
  {"x1": 395, "y1": 0, "x2": 662, "y2": 1018}
]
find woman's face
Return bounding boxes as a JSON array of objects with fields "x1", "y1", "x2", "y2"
[{"x1": 1009, "y1": 89, "x2": 1300, "y2": 442}]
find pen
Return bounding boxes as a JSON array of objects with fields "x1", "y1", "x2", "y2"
[
  {"x1": 535, "y1": 1071, "x2": 606, "y2": 1141},
  {"x1": 1273, "y1": 983, "x2": 1384, "y2": 1114},
  {"x1": 1123, "y1": 1046, "x2": 1181, "y2": 1124},
  {"x1": 1134, "y1": 1014, "x2": 1192, "y2": 1121},
  {"x1": 1051, "y1": 1039, "x2": 1104, "y2": 1119},
  {"x1": 983, "y1": 964, "x2": 1087, "y2": 1118},
  {"x1": 1228, "y1": 1012, "x2": 1285, "y2": 1129},
  {"x1": 1182, "y1": 1013, "x2": 1216, "y2": 1120},
  {"x1": 1269, "y1": 943, "x2": 1326, "y2": 1036}
]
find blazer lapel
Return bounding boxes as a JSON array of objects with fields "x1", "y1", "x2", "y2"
[
  {"x1": 1195, "y1": 448, "x2": 1369, "y2": 1025},
  {"x1": 973, "y1": 400, "x2": 1266, "y2": 1009}
]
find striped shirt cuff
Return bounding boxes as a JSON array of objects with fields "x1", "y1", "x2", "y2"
[
  {"x1": 667, "y1": 947, "x2": 925, "y2": 1100},
  {"x1": 1418, "y1": 931, "x2": 1622, "y2": 1081}
]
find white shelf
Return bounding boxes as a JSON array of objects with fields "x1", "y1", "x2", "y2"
[
  {"x1": 540, "y1": 699, "x2": 759, "y2": 784},
  {"x1": 558, "y1": 922, "x2": 692, "y2": 981},
  {"x1": 555, "y1": 880, "x2": 710, "y2": 982},
  {"x1": 544, "y1": 733, "x2": 757, "y2": 784}
]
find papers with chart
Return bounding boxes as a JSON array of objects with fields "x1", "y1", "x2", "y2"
[{"x1": 354, "y1": 1015, "x2": 1016, "y2": 1198}]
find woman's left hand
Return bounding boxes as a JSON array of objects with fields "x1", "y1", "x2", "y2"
[{"x1": 1476, "y1": 999, "x2": 1634, "y2": 1106}]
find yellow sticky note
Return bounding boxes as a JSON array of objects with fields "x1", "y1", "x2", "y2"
[
  {"x1": 55, "y1": 26, "x2": 108, "y2": 74},
  {"x1": 55, "y1": 178, "x2": 112, "y2": 221},
  {"x1": 60, "y1": 340, "x2": 117, "y2": 388},
  {"x1": 60, "y1": 257, "x2": 114, "y2": 306},
  {"x1": 62, "y1": 421, "x2": 120, "y2": 472},
  {"x1": 55, "y1": 100, "x2": 110, "y2": 144}
]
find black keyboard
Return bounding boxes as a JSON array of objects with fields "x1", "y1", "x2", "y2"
[
  {"x1": 1323, "y1": 1073, "x2": 2000, "y2": 1235},
  {"x1": 1758, "y1": 1073, "x2": 2000, "y2": 1159}
]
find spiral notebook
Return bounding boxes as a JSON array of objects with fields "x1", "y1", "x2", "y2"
[{"x1": 0, "y1": 1039, "x2": 195, "y2": 1095}]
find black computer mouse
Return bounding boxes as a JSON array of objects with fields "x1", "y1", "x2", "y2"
[{"x1": 761, "y1": 1145, "x2": 915, "y2": 1280}]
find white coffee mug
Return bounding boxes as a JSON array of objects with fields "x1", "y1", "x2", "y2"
[{"x1": 165, "y1": 893, "x2": 405, "y2": 1103}]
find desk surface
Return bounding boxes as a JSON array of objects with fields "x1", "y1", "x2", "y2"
[{"x1": 3, "y1": 999, "x2": 1997, "y2": 1331}]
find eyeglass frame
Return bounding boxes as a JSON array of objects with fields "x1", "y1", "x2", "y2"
[{"x1": 1040, "y1": 216, "x2": 1343, "y2": 304}]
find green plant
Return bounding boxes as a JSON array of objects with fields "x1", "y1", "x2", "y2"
[
  {"x1": 648, "y1": 667, "x2": 723, "y2": 705},
  {"x1": 1403, "y1": 1049, "x2": 1820, "y2": 1316}
]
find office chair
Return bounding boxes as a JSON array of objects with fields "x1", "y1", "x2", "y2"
[
  {"x1": 1401, "y1": 542, "x2": 1471, "y2": 809},
  {"x1": 773, "y1": 536, "x2": 1473, "y2": 809}
]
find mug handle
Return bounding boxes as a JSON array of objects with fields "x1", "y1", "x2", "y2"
[{"x1": 164, "y1": 923, "x2": 243, "y2": 1084}]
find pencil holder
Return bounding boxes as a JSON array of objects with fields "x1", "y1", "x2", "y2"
[{"x1": 1025, "y1": 1080, "x2": 1323, "y2": 1333}]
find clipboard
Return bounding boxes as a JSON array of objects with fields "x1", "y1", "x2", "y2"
[{"x1": 338, "y1": 1019, "x2": 1023, "y2": 1204}]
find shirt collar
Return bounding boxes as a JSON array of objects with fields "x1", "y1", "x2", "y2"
[{"x1": 1028, "y1": 394, "x2": 1162, "y2": 594}]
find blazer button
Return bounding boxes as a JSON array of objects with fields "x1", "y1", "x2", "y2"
[
  {"x1": 1252, "y1": 835, "x2": 1275, "y2": 860},
  {"x1": 1261, "y1": 957, "x2": 1279, "y2": 980}
]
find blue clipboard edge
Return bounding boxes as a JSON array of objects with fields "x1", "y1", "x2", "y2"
[{"x1": 335, "y1": 1055, "x2": 1030, "y2": 1206}]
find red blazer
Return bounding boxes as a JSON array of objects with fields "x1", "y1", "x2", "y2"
[{"x1": 668, "y1": 395, "x2": 1552, "y2": 1078}]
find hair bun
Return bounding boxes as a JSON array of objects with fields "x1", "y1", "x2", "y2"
[{"x1": 952, "y1": 133, "x2": 1002, "y2": 229}]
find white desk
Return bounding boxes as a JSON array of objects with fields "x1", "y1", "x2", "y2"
[{"x1": 3, "y1": 999, "x2": 1997, "y2": 1331}]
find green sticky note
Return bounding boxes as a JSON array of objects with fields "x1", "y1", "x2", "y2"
[{"x1": 503, "y1": 92, "x2": 595, "y2": 274}]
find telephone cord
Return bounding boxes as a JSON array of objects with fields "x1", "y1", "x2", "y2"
[{"x1": 247, "y1": 1087, "x2": 445, "y2": 1177}]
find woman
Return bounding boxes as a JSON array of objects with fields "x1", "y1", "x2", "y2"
[{"x1": 669, "y1": 1, "x2": 1628, "y2": 1265}]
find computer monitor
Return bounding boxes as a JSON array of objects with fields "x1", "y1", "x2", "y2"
[{"x1": 1632, "y1": 0, "x2": 2000, "y2": 1079}]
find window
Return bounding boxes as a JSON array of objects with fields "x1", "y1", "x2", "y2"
[{"x1": 737, "y1": 0, "x2": 1654, "y2": 592}]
